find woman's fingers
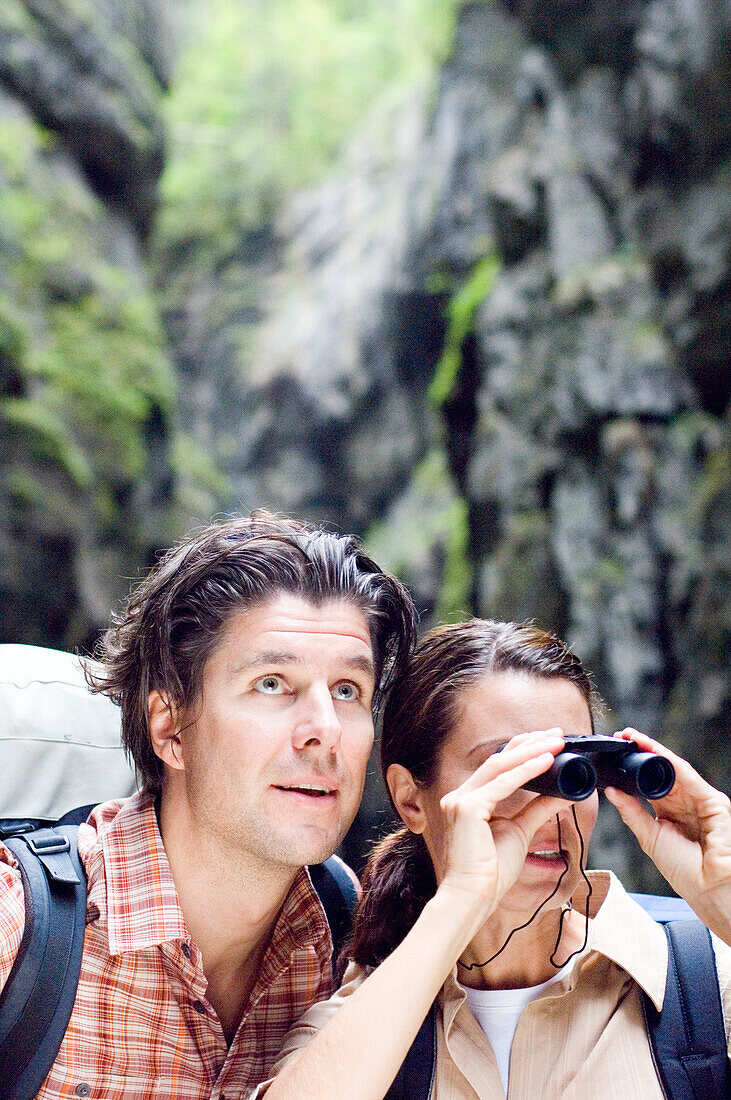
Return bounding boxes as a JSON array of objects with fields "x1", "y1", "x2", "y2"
[
  {"x1": 613, "y1": 728, "x2": 715, "y2": 801},
  {"x1": 606, "y1": 733, "x2": 731, "y2": 943},
  {"x1": 510, "y1": 789, "x2": 570, "y2": 843},
  {"x1": 453, "y1": 728, "x2": 565, "y2": 798},
  {"x1": 441, "y1": 749, "x2": 558, "y2": 820},
  {"x1": 435, "y1": 729, "x2": 575, "y2": 915},
  {"x1": 603, "y1": 785, "x2": 658, "y2": 851},
  {"x1": 613, "y1": 727, "x2": 729, "y2": 822}
]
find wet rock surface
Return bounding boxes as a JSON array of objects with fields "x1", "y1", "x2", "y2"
[{"x1": 0, "y1": 0, "x2": 727, "y2": 883}]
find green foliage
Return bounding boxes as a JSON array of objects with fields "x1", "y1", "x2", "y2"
[
  {"x1": 436, "y1": 493, "x2": 472, "y2": 622},
  {"x1": 363, "y1": 448, "x2": 472, "y2": 622},
  {"x1": 3, "y1": 396, "x2": 92, "y2": 487},
  {"x1": 171, "y1": 432, "x2": 233, "y2": 519},
  {"x1": 0, "y1": 108, "x2": 181, "y2": 535},
  {"x1": 428, "y1": 251, "x2": 501, "y2": 405},
  {"x1": 157, "y1": 0, "x2": 458, "y2": 256}
]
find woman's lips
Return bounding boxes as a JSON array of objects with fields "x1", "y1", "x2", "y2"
[{"x1": 525, "y1": 848, "x2": 569, "y2": 867}]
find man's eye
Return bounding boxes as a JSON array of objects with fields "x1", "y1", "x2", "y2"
[
  {"x1": 256, "y1": 675, "x2": 285, "y2": 694},
  {"x1": 333, "y1": 682, "x2": 358, "y2": 701}
]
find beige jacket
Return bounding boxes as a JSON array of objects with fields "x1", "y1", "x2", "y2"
[{"x1": 265, "y1": 871, "x2": 731, "y2": 1099}]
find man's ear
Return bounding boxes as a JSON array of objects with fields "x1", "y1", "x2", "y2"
[
  {"x1": 148, "y1": 690, "x2": 185, "y2": 772},
  {"x1": 386, "y1": 763, "x2": 428, "y2": 834}
]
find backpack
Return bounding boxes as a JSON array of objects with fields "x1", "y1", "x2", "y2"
[
  {"x1": 0, "y1": 811, "x2": 359, "y2": 1100},
  {"x1": 384, "y1": 892, "x2": 729, "y2": 1100},
  {"x1": 0, "y1": 646, "x2": 136, "y2": 821}
]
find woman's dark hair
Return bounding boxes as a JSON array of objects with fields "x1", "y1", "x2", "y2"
[
  {"x1": 350, "y1": 618, "x2": 601, "y2": 968},
  {"x1": 87, "y1": 511, "x2": 417, "y2": 794}
]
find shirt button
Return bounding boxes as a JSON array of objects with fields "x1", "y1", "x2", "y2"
[
  {"x1": 192, "y1": 999, "x2": 206, "y2": 1014},
  {"x1": 181, "y1": 943, "x2": 192, "y2": 959},
  {"x1": 75, "y1": 1085, "x2": 91, "y2": 1098}
]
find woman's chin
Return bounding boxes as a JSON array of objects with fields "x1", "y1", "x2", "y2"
[{"x1": 501, "y1": 862, "x2": 578, "y2": 915}]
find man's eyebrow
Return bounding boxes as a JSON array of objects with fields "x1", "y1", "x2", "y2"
[
  {"x1": 228, "y1": 652, "x2": 376, "y2": 680},
  {"x1": 345, "y1": 655, "x2": 377, "y2": 680},
  {"x1": 228, "y1": 651, "x2": 299, "y2": 677}
]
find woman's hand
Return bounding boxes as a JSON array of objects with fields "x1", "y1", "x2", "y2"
[
  {"x1": 604, "y1": 728, "x2": 731, "y2": 944},
  {"x1": 265, "y1": 730, "x2": 569, "y2": 1100},
  {"x1": 434, "y1": 730, "x2": 567, "y2": 939}
]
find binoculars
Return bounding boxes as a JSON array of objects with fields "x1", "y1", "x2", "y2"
[{"x1": 518, "y1": 735, "x2": 675, "y2": 802}]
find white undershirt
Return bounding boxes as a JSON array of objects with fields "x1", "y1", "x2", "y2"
[{"x1": 462, "y1": 960, "x2": 573, "y2": 1092}]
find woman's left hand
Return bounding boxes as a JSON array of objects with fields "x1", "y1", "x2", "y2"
[{"x1": 604, "y1": 728, "x2": 731, "y2": 944}]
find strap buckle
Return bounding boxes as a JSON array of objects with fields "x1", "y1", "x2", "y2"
[{"x1": 25, "y1": 832, "x2": 72, "y2": 857}]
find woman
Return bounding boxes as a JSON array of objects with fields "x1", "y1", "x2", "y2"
[{"x1": 261, "y1": 619, "x2": 731, "y2": 1099}]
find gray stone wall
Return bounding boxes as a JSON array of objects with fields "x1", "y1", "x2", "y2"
[{"x1": 0, "y1": 0, "x2": 727, "y2": 883}]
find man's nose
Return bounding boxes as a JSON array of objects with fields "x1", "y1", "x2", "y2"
[{"x1": 291, "y1": 684, "x2": 342, "y2": 754}]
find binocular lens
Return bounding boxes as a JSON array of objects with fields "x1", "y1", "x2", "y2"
[
  {"x1": 506, "y1": 736, "x2": 676, "y2": 802},
  {"x1": 555, "y1": 755, "x2": 596, "y2": 800},
  {"x1": 523, "y1": 752, "x2": 597, "y2": 801},
  {"x1": 627, "y1": 754, "x2": 675, "y2": 800}
]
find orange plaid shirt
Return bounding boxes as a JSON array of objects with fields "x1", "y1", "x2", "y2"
[{"x1": 0, "y1": 793, "x2": 334, "y2": 1099}]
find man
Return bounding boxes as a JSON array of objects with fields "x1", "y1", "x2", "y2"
[{"x1": 0, "y1": 512, "x2": 417, "y2": 1098}]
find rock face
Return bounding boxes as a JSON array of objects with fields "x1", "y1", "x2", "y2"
[
  {"x1": 168, "y1": 0, "x2": 728, "y2": 881},
  {"x1": 0, "y1": 0, "x2": 182, "y2": 650},
  {"x1": 0, "y1": 0, "x2": 727, "y2": 884},
  {"x1": 0, "y1": 0, "x2": 172, "y2": 233}
]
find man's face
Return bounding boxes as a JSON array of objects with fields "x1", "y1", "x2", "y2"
[{"x1": 173, "y1": 593, "x2": 377, "y2": 869}]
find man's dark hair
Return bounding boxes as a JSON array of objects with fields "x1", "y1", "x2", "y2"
[{"x1": 88, "y1": 511, "x2": 417, "y2": 794}]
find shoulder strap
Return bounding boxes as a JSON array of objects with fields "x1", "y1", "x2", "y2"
[
  {"x1": 0, "y1": 824, "x2": 87, "y2": 1100},
  {"x1": 384, "y1": 1003, "x2": 437, "y2": 1100},
  {"x1": 642, "y1": 920, "x2": 730, "y2": 1100},
  {"x1": 309, "y1": 855, "x2": 359, "y2": 980}
]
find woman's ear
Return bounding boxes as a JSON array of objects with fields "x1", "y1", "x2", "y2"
[
  {"x1": 386, "y1": 763, "x2": 428, "y2": 833},
  {"x1": 148, "y1": 691, "x2": 185, "y2": 772}
]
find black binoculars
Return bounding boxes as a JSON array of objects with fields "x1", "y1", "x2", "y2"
[{"x1": 518, "y1": 735, "x2": 675, "y2": 802}]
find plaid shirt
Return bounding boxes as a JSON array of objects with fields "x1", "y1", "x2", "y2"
[{"x1": 0, "y1": 793, "x2": 334, "y2": 1099}]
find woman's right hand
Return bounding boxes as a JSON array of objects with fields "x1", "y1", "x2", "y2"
[
  {"x1": 434, "y1": 730, "x2": 568, "y2": 941},
  {"x1": 265, "y1": 729, "x2": 571, "y2": 1100}
]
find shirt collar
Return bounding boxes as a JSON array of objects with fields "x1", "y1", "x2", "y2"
[
  {"x1": 251, "y1": 867, "x2": 333, "y2": 994},
  {"x1": 578, "y1": 869, "x2": 669, "y2": 1010},
  {"x1": 93, "y1": 792, "x2": 333, "y2": 965},
  {"x1": 440, "y1": 869, "x2": 669, "y2": 1019},
  {"x1": 96, "y1": 792, "x2": 189, "y2": 955}
]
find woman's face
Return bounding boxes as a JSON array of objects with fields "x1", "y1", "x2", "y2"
[{"x1": 418, "y1": 671, "x2": 599, "y2": 916}]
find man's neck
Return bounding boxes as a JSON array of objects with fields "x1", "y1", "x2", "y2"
[{"x1": 158, "y1": 795, "x2": 299, "y2": 1043}]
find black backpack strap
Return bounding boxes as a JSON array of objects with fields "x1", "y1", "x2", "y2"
[
  {"x1": 57, "y1": 804, "x2": 98, "y2": 828},
  {"x1": 0, "y1": 824, "x2": 87, "y2": 1100},
  {"x1": 643, "y1": 920, "x2": 730, "y2": 1100},
  {"x1": 309, "y1": 855, "x2": 359, "y2": 980},
  {"x1": 384, "y1": 1003, "x2": 437, "y2": 1100}
]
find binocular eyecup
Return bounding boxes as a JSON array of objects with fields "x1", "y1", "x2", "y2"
[{"x1": 519, "y1": 736, "x2": 675, "y2": 802}]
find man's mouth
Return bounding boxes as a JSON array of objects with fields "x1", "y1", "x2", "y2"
[{"x1": 273, "y1": 783, "x2": 336, "y2": 798}]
